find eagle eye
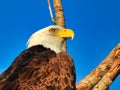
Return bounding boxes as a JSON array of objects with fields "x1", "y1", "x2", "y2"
[{"x1": 49, "y1": 28, "x2": 58, "y2": 33}]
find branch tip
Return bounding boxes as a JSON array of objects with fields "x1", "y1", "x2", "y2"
[{"x1": 47, "y1": 0, "x2": 56, "y2": 24}]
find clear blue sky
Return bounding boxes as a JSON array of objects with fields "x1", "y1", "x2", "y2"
[{"x1": 0, "y1": 0, "x2": 120, "y2": 89}]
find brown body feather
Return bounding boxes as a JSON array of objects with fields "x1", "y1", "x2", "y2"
[{"x1": 0, "y1": 45, "x2": 76, "y2": 90}]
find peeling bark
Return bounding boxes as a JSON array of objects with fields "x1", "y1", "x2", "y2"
[
  {"x1": 93, "y1": 58, "x2": 120, "y2": 90},
  {"x1": 76, "y1": 44, "x2": 120, "y2": 90}
]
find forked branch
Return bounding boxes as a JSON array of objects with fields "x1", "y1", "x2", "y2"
[
  {"x1": 47, "y1": 0, "x2": 65, "y2": 27},
  {"x1": 47, "y1": 0, "x2": 120, "y2": 90}
]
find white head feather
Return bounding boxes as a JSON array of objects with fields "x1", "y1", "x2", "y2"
[{"x1": 27, "y1": 25, "x2": 65, "y2": 53}]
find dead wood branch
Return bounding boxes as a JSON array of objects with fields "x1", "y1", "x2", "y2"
[
  {"x1": 47, "y1": 0, "x2": 65, "y2": 27},
  {"x1": 93, "y1": 59, "x2": 120, "y2": 90},
  {"x1": 47, "y1": 0, "x2": 56, "y2": 23},
  {"x1": 76, "y1": 43, "x2": 120, "y2": 90},
  {"x1": 53, "y1": 0, "x2": 65, "y2": 27}
]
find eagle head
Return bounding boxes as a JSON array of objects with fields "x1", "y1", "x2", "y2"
[{"x1": 27, "y1": 25, "x2": 74, "y2": 53}]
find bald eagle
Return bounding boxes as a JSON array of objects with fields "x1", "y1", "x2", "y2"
[{"x1": 0, "y1": 25, "x2": 76, "y2": 90}]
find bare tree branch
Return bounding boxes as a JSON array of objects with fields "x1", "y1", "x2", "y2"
[
  {"x1": 93, "y1": 59, "x2": 120, "y2": 90},
  {"x1": 76, "y1": 43, "x2": 120, "y2": 90},
  {"x1": 47, "y1": 0, "x2": 65, "y2": 27},
  {"x1": 47, "y1": 0, "x2": 56, "y2": 23},
  {"x1": 53, "y1": 0, "x2": 65, "y2": 27}
]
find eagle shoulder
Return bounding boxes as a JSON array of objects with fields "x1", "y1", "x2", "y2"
[{"x1": 0, "y1": 45, "x2": 76, "y2": 90}]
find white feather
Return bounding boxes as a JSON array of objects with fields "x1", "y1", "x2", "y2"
[{"x1": 27, "y1": 25, "x2": 64, "y2": 53}]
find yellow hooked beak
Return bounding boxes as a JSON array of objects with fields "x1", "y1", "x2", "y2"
[{"x1": 54, "y1": 29, "x2": 74, "y2": 40}]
